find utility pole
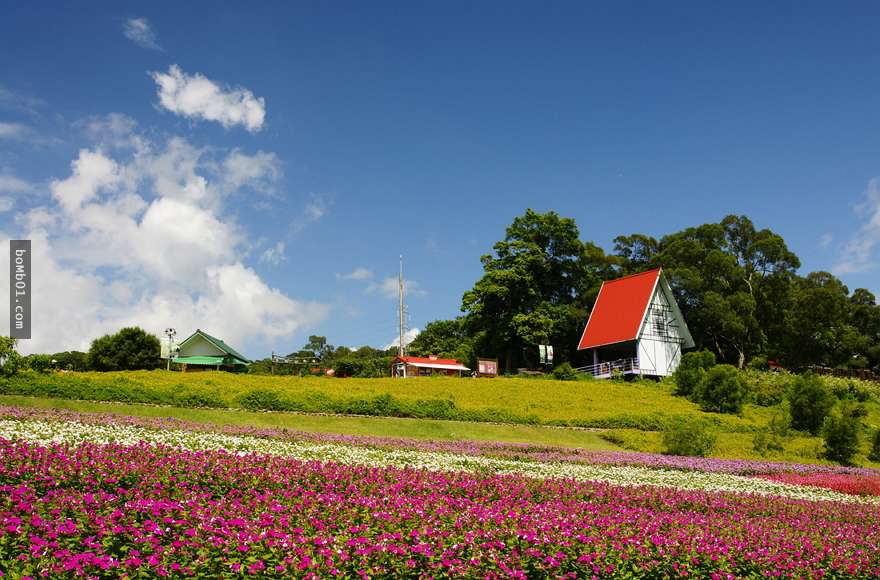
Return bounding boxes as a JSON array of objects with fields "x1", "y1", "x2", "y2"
[{"x1": 398, "y1": 255, "x2": 406, "y2": 358}]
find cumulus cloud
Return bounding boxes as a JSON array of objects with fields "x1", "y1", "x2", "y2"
[
  {"x1": 123, "y1": 17, "x2": 161, "y2": 50},
  {"x1": 833, "y1": 178, "x2": 880, "y2": 275},
  {"x1": 0, "y1": 197, "x2": 13, "y2": 212},
  {"x1": 336, "y1": 267, "x2": 373, "y2": 281},
  {"x1": 1, "y1": 127, "x2": 327, "y2": 354},
  {"x1": 260, "y1": 241, "x2": 286, "y2": 265},
  {"x1": 383, "y1": 328, "x2": 421, "y2": 350},
  {"x1": 222, "y1": 149, "x2": 281, "y2": 195},
  {"x1": 150, "y1": 65, "x2": 266, "y2": 132},
  {"x1": 367, "y1": 277, "x2": 427, "y2": 299}
]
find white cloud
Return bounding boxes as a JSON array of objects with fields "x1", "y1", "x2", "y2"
[
  {"x1": 367, "y1": 277, "x2": 427, "y2": 299},
  {"x1": 0, "y1": 122, "x2": 29, "y2": 139},
  {"x1": 833, "y1": 178, "x2": 880, "y2": 275},
  {"x1": 291, "y1": 193, "x2": 331, "y2": 233},
  {"x1": 819, "y1": 233, "x2": 833, "y2": 250},
  {"x1": 260, "y1": 241, "x2": 286, "y2": 265},
  {"x1": 336, "y1": 267, "x2": 373, "y2": 281},
  {"x1": 123, "y1": 17, "x2": 161, "y2": 51},
  {"x1": 383, "y1": 327, "x2": 421, "y2": 350},
  {"x1": 2, "y1": 128, "x2": 328, "y2": 355},
  {"x1": 150, "y1": 65, "x2": 266, "y2": 132},
  {"x1": 222, "y1": 149, "x2": 281, "y2": 195},
  {"x1": 0, "y1": 173, "x2": 35, "y2": 195},
  {"x1": 0, "y1": 197, "x2": 13, "y2": 212}
]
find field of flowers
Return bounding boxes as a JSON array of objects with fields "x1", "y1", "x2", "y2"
[{"x1": 1, "y1": 406, "x2": 879, "y2": 577}]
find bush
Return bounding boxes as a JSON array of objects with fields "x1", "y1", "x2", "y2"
[
  {"x1": 822, "y1": 404, "x2": 862, "y2": 466},
  {"x1": 662, "y1": 419, "x2": 716, "y2": 457},
  {"x1": 238, "y1": 389, "x2": 291, "y2": 412},
  {"x1": 673, "y1": 350, "x2": 715, "y2": 397},
  {"x1": 788, "y1": 373, "x2": 835, "y2": 435},
  {"x1": 552, "y1": 362, "x2": 578, "y2": 381},
  {"x1": 869, "y1": 430, "x2": 880, "y2": 463},
  {"x1": 25, "y1": 354, "x2": 53, "y2": 373},
  {"x1": 693, "y1": 364, "x2": 747, "y2": 414}
]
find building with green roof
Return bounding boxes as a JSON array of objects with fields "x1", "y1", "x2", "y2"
[{"x1": 174, "y1": 329, "x2": 251, "y2": 372}]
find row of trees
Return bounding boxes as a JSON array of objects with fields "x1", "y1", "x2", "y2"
[{"x1": 411, "y1": 210, "x2": 880, "y2": 372}]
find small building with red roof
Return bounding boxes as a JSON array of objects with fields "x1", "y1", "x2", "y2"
[
  {"x1": 577, "y1": 268, "x2": 694, "y2": 378},
  {"x1": 392, "y1": 355, "x2": 471, "y2": 378}
]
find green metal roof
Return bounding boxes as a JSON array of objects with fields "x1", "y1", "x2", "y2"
[
  {"x1": 177, "y1": 329, "x2": 252, "y2": 364},
  {"x1": 174, "y1": 355, "x2": 226, "y2": 366}
]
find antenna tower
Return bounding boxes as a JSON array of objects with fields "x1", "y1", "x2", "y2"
[{"x1": 398, "y1": 255, "x2": 407, "y2": 357}]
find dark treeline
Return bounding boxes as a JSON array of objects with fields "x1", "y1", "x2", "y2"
[{"x1": 408, "y1": 209, "x2": 880, "y2": 373}]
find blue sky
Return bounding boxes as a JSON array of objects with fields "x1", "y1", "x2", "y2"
[{"x1": 2, "y1": 1, "x2": 880, "y2": 356}]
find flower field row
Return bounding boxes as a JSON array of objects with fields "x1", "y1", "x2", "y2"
[
  {"x1": 0, "y1": 416, "x2": 875, "y2": 505},
  {"x1": 3, "y1": 405, "x2": 878, "y2": 478},
  {"x1": 1, "y1": 438, "x2": 879, "y2": 578}
]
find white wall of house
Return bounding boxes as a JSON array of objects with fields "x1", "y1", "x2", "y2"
[
  {"x1": 636, "y1": 285, "x2": 686, "y2": 377},
  {"x1": 179, "y1": 334, "x2": 225, "y2": 357}
]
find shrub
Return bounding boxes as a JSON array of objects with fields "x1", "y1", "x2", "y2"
[
  {"x1": 822, "y1": 404, "x2": 862, "y2": 466},
  {"x1": 662, "y1": 419, "x2": 716, "y2": 457},
  {"x1": 869, "y1": 430, "x2": 880, "y2": 463},
  {"x1": 673, "y1": 350, "x2": 715, "y2": 397},
  {"x1": 788, "y1": 373, "x2": 835, "y2": 435},
  {"x1": 552, "y1": 362, "x2": 578, "y2": 381},
  {"x1": 693, "y1": 364, "x2": 747, "y2": 414},
  {"x1": 237, "y1": 390, "x2": 291, "y2": 412},
  {"x1": 25, "y1": 354, "x2": 54, "y2": 373}
]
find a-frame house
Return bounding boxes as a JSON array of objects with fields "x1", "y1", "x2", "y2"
[{"x1": 577, "y1": 268, "x2": 694, "y2": 378}]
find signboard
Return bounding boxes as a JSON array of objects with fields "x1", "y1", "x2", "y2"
[
  {"x1": 539, "y1": 345, "x2": 554, "y2": 365},
  {"x1": 476, "y1": 358, "x2": 498, "y2": 377},
  {"x1": 160, "y1": 341, "x2": 179, "y2": 359}
]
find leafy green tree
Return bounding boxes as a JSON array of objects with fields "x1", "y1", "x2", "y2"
[
  {"x1": 461, "y1": 209, "x2": 612, "y2": 371},
  {"x1": 25, "y1": 354, "x2": 53, "y2": 373},
  {"x1": 784, "y1": 273, "x2": 867, "y2": 368},
  {"x1": 673, "y1": 350, "x2": 716, "y2": 397},
  {"x1": 0, "y1": 336, "x2": 23, "y2": 377},
  {"x1": 619, "y1": 215, "x2": 799, "y2": 367},
  {"x1": 407, "y1": 318, "x2": 474, "y2": 364},
  {"x1": 87, "y1": 327, "x2": 161, "y2": 371},
  {"x1": 693, "y1": 364, "x2": 748, "y2": 414},
  {"x1": 822, "y1": 404, "x2": 862, "y2": 466},
  {"x1": 787, "y1": 373, "x2": 835, "y2": 435},
  {"x1": 50, "y1": 351, "x2": 88, "y2": 371}
]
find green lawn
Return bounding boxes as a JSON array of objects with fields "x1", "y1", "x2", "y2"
[{"x1": 0, "y1": 394, "x2": 621, "y2": 450}]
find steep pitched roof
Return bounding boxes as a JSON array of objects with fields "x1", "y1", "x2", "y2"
[
  {"x1": 178, "y1": 329, "x2": 251, "y2": 364},
  {"x1": 577, "y1": 268, "x2": 662, "y2": 350}
]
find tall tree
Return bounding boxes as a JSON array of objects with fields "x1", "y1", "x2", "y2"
[
  {"x1": 616, "y1": 215, "x2": 800, "y2": 367},
  {"x1": 461, "y1": 209, "x2": 611, "y2": 371}
]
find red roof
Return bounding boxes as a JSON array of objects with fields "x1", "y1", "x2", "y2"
[
  {"x1": 396, "y1": 355, "x2": 462, "y2": 366},
  {"x1": 577, "y1": 268, "x2": 662, "y2": 350}
]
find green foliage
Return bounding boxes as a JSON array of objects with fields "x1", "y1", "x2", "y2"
[
  {"x1": 693, "y1": 364, "x2": 748, "y2": 414},
  {"x1": 24, "y1": 354, "x2": 53, "y2": 373},
  {"x1": 551, "y1": 362, "x2": 578, "y2": 381},
  {"x1": 461, "y1": 209, "x2": 612, "y2": 371},
  {"x1": 868, "y1": 429, "x2": 880, "y2": 463},
  {"x1": 673, "y1": 350, "x2": 716, "y2": 397},
  {"x1": 87, "y1": 327, "x2": 161, "y2": 371},
  {"x1": 662, "y1": 419, "x2": 716, "y2": 457},
  {"x1": 0, "y1": 337, "x2": 23, "y2": 377},
  {"x1": 822, "y1": 404, "x2": 862, "y2": 466},
  {"x1": 788, "y1": 373, "x2": 836, "y2": 435},
  {"x1": 49, "y1": 351, "x2": 87, "y2": 371},
  {"x1": 407, "y1": 318, "x2": 475, "y2": 366}
]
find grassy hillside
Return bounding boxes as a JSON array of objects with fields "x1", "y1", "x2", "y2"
[{"x1": 1, "y1": 369, "x2": 878, "y2": 466}]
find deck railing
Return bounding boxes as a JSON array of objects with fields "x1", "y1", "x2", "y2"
[{"x1": 575, "y1": 357, "x2": 640, "y2": 378}]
